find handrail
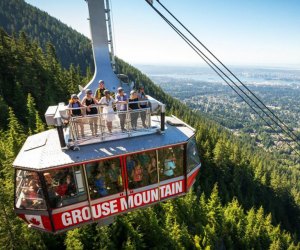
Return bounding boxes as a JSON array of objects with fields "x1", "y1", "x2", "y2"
[
  {"x1": 67, "y1": 106, "x2": 154, "y2": 144},
  {"x1": 66, "y1": 100, "x2": 151, "y2": 112},
  {"x1": 45, "y1": 95, "x2": 166, "y2": 148}
]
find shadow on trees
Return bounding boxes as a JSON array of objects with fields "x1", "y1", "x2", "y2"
[{"x1": 199, "y1": 160, "x2": 300, "y2": 240}]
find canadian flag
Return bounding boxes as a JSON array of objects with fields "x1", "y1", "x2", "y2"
[{"x1": 24, "y1": 215, "x2": 45, "y2": 229}]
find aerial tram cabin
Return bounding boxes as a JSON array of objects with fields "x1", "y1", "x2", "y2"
[{"x1": 13, "y1": 0, "x2": 201, "y2": 233}]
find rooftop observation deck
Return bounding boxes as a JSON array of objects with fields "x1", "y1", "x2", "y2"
[
  {"x1": 13, "y1": 115, "x2": 195, "y2": 171},
  {"x1": 66, "y1": 103, "x2": 155, "y2": 147},
  {"x1": 13, "y1": 95, "x2": 195, "y2": 171},
  {"x1": 45, "y1": 97, "x2": 165, "y2": 147}
]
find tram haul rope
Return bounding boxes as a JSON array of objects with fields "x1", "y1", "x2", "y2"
[{"x1": 145, "y1": 0, "x2": 300, "y2": 156}]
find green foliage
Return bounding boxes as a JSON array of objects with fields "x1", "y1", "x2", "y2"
[
  {"x1": 0, "y1": 96, "x2": 9, "y2": 130},
  {"x1": 26, "y1": 93, "x2": 37, "y2": 134},
  {"x1": 0, "y1": 0, "x2": 93, "y2": 72},
  {"x1": 0, "y1": 29, "x2": 88, "y2": 127},
  {"x1": 65, "y1": 229, "x2": 84, "y2": 250},
  {"x1": 35, "y1": 111, "x2": 45, "y2": 133},
  {"x1": 26, "y1": 93, "x2": 45, "y2": 134},
  {"x1": 7, "y1": 107, "x2": 25, "y2": 156},
  {"x1": 0, "y1": 1, "x2": 299, "y2": 249},
  {"x1": 0, "y1": 112, "x2": 46, "y2": 250}
]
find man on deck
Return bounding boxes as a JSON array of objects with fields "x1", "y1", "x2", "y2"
[{"x1": 95, "y1": 80, "x2": 107, "y2": 101}]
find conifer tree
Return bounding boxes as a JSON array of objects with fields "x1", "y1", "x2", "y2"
[
  {"x1": 67, "y1": 64, "x2": 81, "y2": 94},
  {"x1": 34, "y1": 111, "x2": 45, "y2": 133},
  {"x1": 65, "y1": 229, "x2": 84, "y2": 250},
  {"x1": 7, "y1": 107, "x2": 25, "y2": 156},
  {"x1": 204, "y1": 184, "x2": 224, "y2": 249},
  {"x1": 26, "y1": 93, "x2": 36, "y2": 134},
  {"x1": 0, "y1": 96, "x2": 9, "y2": 130}
]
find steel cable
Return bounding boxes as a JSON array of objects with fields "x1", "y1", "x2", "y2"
[
  {"x1": 145, "y1": 0, "x2": 300, "y2": 155},
  {"x1": 156, "y1": 0, "x2": 300, "y2": 144}
]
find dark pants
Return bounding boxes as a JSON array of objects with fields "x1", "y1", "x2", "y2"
[
  {"x1": 118, "y1": 112, "x2": 127, "y2": 130},
  {"x1": 130, "y1": 111, "x2": 139, "y2": 129},
  {"x1": 140, "y1": 105, "x2": 147, "y2": 126}
]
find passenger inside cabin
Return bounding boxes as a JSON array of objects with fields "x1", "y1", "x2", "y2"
[
  {"x1": 94, "y1": 171, "x2": 108, "y2": 197},
  {"x1": 27, "y1": 172, "x2": 41, "y2": 194},
  {"x1": 126, "y1": 151, "x2": 158, "y2": 189},
  {"x1": 68, "y1": 94, "x2": 85, "y2": 138},
  {"x1": 39, "y1": 167, "x2": 87, "y2": 208},
  {"x1": 107, "y1": 161, "x2": 122, "y2": 192},
  {"x1": 163, "y1": 152, "x2": 176, "y2": 177},
  {"x1": 19, "y1": 198, "x2": 29, "y2": 210},
  {"x1": 131, "y1": 160, "x2": 143, "y2": 188},
  {"x1": 147, "y1": 156, "x2": 157, "y2": 184},
  {"x1": 138, "y1": 152, "x2": 150, "y2": 169},
  {"x1": 126, "y1": 155, "x2": 135, "y2": 177},
  {"x1": 87, "y1": 162, "x2": 103, "y2": 199},
  {"x1": 138, "y1": 86, "x2": 148, "y2": 128},
  {"x1": 56, "y1": 179, "x2": 67, "y2": 197},
  {"x1": 82, "y1": 89, "x2": 98, "y2": 136},
  {"x1": 44, "y1": 172, "x2": 59, "y2": 207},
  {"x1": 23, "y1": 185, "x2": 38, "y2": 206},
  {"x1": 87, "y1": 159, "x2": 124, "y2": 198},
  {"x1": 17, "y1": 172, "x2": 45, "y2": 209},
  {"x1": 55, "y1": 174, "x2": 76, "y2": 199},
  {"x1": 44, "y1": 172, "x2": 52, "y2": 186},
  {"x1": 65, "y1": 174, "x2": 76, "y2": 196}
]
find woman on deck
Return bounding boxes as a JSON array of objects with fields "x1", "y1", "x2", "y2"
[{"x1": 99, "y1": 90, "x2": 116, "y2": 134}]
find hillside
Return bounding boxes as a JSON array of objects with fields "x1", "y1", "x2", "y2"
[
  {"x1": 144, "y1": 67, "x2": 300, "y2": 166},
  {"x1": 0, "y1": 1, "x2": 300, "y2": 249},
  {"x1": 0, "y1": 0, "x2": 93, "y2": 72}
]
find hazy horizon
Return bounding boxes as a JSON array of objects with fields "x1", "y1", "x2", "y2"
[{"x1": 134, "y1": 63, "x2": 300, "y2": 71}]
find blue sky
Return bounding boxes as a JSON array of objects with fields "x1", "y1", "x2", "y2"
[{"x1": 25, "y1": 0, "x2": 300, "y2": 67}]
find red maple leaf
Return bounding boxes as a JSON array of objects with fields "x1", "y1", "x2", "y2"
[{"x1": 29, "y1": 217, "x2": 41, "y2": 226}]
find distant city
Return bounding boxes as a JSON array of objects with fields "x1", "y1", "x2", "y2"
[
  {"x1": 137, "y1": 65, "x2": 300, "y2": 161},
  {"x1": 137, "y1": 65, "x2": 300, "y2": 87}
]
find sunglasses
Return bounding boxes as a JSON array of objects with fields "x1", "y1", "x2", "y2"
[{"x1": 87, "y1": 92, "x2": 92, "y2": 95}]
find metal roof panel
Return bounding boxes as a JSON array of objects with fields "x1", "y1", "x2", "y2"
[{"x1": 13, "y1": 116, "x2": 195, "y2": 171}]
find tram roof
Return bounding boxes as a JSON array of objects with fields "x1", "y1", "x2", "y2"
[{"x1": 13, "y1": 116, "x2": 195, "y2": 171}]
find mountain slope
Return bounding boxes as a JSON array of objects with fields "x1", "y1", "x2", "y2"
[
  {"x1": 0, "y1": 33, "x2": 299, "y2": 248},
  {"x1": 0, "y1": 0, "x2": 300, "y2": 249},
  {"x1": 0, "y1": 0, "x2": 93, "y2": 72}
]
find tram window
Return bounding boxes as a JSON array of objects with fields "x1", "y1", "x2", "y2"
[
  {"x1": 158, "y1": 145, "x2": 184, "y2": 181},
  {"x1": 43, "y1": 165, "x2": 87, "y2": 208},
  {"x1": 126, "y1": 150, "x2": 157, "y2": 189},
  {"x1": 15, "y1": 170, "x2": 46, "y2": 210},
  {"x1": 86, "y1": 158, "x2": 123, "y2": 199},
  {"x1": 187, "y1": 137, "x2": 201, "y2": 173}
]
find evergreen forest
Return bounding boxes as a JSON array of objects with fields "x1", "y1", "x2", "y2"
[{"x1": 0, "y1": 0, "x2": 300, "y2": 249}]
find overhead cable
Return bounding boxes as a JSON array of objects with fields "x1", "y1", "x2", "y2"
[
  {"x1": 155, "y1": 0, "x2": 299, "y2": 145},
  {"x1": 144, "y1": 0, "x2": 300, "y2": 155}
]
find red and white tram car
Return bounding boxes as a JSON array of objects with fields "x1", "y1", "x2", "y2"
[{"x1": 13, "y1": 0, "x2": 201, "y2": 233}]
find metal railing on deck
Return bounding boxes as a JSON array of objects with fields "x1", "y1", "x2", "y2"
[{"x1": 66, "y1": 101, "x2": 153, "y2": 143}]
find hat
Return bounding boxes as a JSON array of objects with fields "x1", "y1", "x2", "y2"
[
  {"x1": 130, "y1": 90, "x2": 136, "y2": 95},
  {"x1": 71, "y1": 94, "x2": 78, "y2": 99},
  {"x1": 104, "y1": 89, "x2": 110, "y2": 95},
  {"x1": 139, "y1": 85, "x2": 144, "y2": 89},
  {"x1": 117, "y1": 87, "x2": 124, "y2": 92},
  {"x1": 85, "y1": 89, "x2": 92, "y2": 94},
  {"x1": 99, "y1": 80, "x2": 104, "y2": 84}
]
